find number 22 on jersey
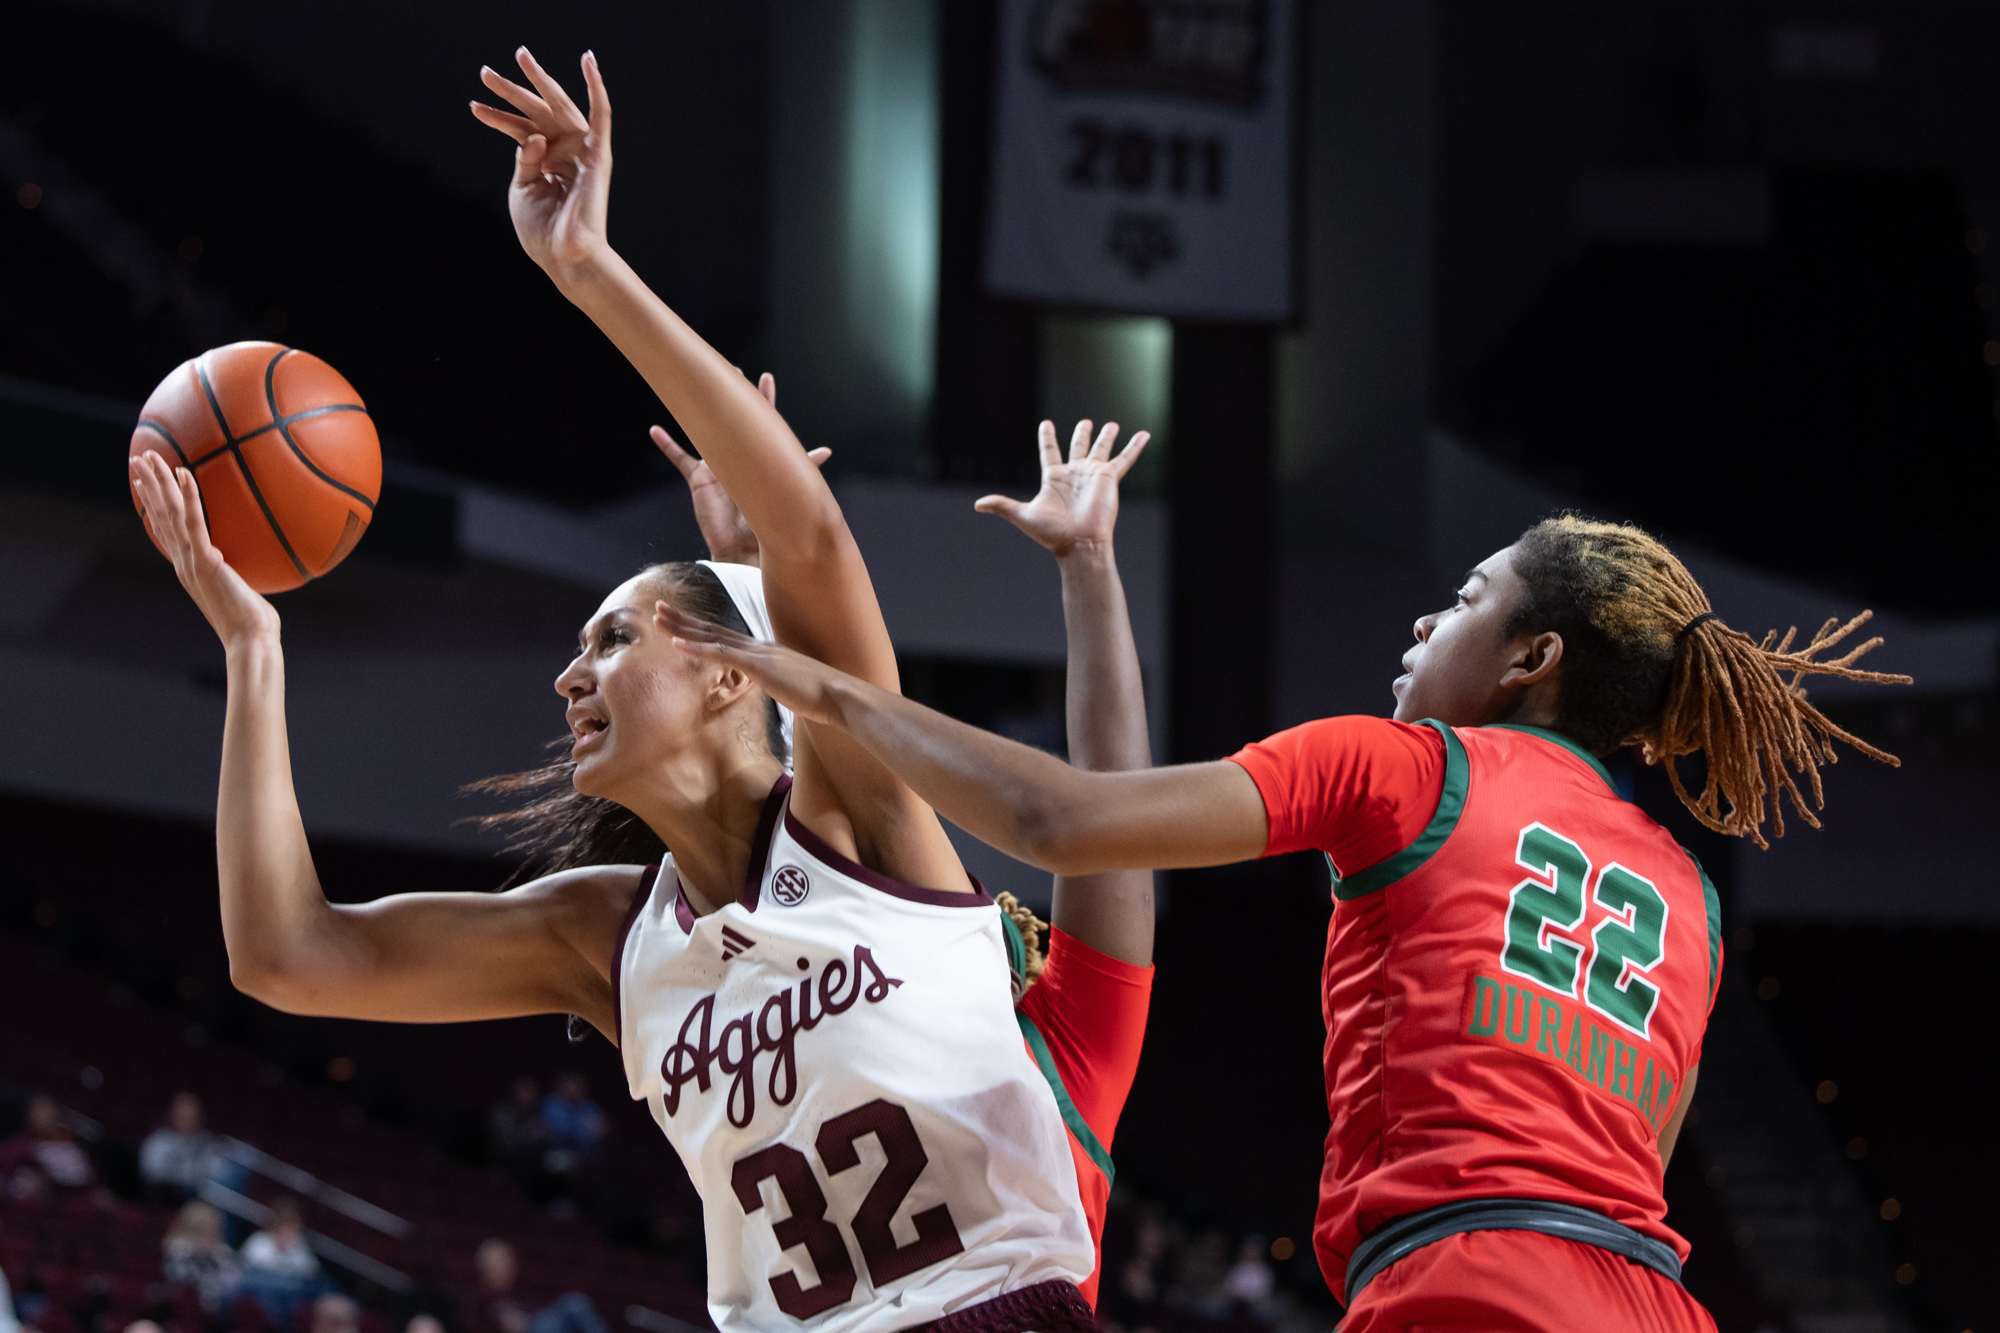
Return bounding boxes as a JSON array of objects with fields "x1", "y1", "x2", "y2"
[{"x1": 1501, "y1": 822, "x2": 1669, "y2": 1039}]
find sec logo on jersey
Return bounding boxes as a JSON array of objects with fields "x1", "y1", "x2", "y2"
[{"x1": 771, "y1": 865, "x2": 811, "y2": 906}]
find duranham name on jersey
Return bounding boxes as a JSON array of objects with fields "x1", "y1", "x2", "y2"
[{"x1": 616, "y1": 777, "x2": 1094, "y2": 1333}]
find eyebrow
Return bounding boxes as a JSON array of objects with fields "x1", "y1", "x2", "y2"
[
  {"x1": 1461, "y1": 569, "x2": 1488, "y2": 588},
  {"x1": 576, "y1": 606, "x2": 640, "y2": 651}
]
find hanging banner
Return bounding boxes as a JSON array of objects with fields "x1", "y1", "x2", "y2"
[{"x1": 982, "y1": 0, "x2": 1296, "y2": 322}]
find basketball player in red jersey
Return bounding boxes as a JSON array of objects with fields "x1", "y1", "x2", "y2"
[
  {"x1": 657, "y1": 407, "x2": 1157, "y2": 1306},
  {"x1": 663, "y1": 519, "x2": 1911, "y2": 1331}
]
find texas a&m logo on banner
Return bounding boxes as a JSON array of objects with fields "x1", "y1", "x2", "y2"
[{"x1": 983, "y1": 0, "x2": 1296, "y2": 321}]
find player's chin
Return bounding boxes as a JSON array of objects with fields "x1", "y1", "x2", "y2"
[
  {"x1": 1389, "y1": 672, "x2": 1417, "y2": 720},
  {"x1": 568, "y1": 744, "x2": 613, "y2": 797}
]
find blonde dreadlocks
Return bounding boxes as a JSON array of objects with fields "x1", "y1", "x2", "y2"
[
  {"x1": 994, "y1": 890, "x2": 1048, "y2": 994},
  {"x1": 1507, "y1": 516, "x2": 1912, "y2": 850}
]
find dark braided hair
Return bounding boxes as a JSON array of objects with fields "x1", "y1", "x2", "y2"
[
  {"x1": 1506, "y1": 516, "x2": 1911, "y2": 849},
  {"x1": 465, "y1": 561, "x2": 788, "y2": 885}
]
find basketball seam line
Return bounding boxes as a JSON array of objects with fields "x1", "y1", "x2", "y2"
[
  {"x1": 263, "y1": 348, "x2": 378, "y2": 513},
  {"x1": 134, "y1": 419, "x2": 213, "y2": 541},
  {"x1": 196, "y1": 356, "x2": 311, "y2": 582},
  {"x1": 137, "y1": 418, "x2": 191, "y2": 468},
  {"x1": 184, "y1": 405, "x2": 371, "y2": 468}
]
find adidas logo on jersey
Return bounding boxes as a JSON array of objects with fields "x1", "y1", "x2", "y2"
[{"x1": 719, "y1": 925, "x2": 756, "y2": 961}]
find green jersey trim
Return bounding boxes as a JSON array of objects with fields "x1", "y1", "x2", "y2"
[
  {"x1": 1487, "y1": 724, "x2": 1618, "y2": 795},
  {"x1": 1687, "y1": 850, "x2": 1723, "y2": 1010},
  {"x1": 1331, "y1": 719, "x2": 1468, "y2": 902},
  {"x1": 1016, "y1": 1010, "x2": 1115, "y2": 1184}
]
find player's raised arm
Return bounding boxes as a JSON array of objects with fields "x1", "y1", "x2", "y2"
[
  {"x1": 653, "y1": 373, "x2": 830, "y2": 570},
  {"x1": 977, "y1": 421, "x2": 1158, "y2": 963},
  {"x1": 469, "y1": 50, "x2": 874, "y2": 679},
  {"x1": 129, "y1": 453, "x2": 629, "y2": 1032},
  {"x1": 473, "y1": 49, "x2": 968, "y2": 892}
]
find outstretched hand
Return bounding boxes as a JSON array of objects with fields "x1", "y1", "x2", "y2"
[
  {"x1": 975, "y1": 419, "x2": 1149, "y2": 557},
  {"x1": 652, "y1": 372, "x2": 830, "y2": 567},
  {"x1": 470, "y1": 48, "x2": 612, "y2": 285},
  {"x1": 657, "y1": 603, "x2": 847, "y2": 726},
  {"x1": 129, "y1": 452, "x2": 280, "y2": 650}
]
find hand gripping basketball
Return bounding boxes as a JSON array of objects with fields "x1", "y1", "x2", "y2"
[
  {"x1": 128, "y1": 341, "x2": 381, "y2": 593},
  {"x1": 129, "y1": 451, "x2": 280, "y2": 650}
]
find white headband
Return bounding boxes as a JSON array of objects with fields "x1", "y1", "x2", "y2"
[{"x1": 696, "y1": 560, "x2": 795, "y2": 767}]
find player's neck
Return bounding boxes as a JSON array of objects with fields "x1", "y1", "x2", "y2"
[
  {"x1": 621, "y1": 752, "x2": 787, "y2": 916},
  {"x1": 1489, "y1": 677, "x2": 1563, "y2": 733}
]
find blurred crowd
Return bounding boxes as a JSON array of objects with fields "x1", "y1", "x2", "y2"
[
  {"x1": 5, "y1": 1079, "x2": 1332, "y2": 1333},
  {"x1": 483, "y1": 1077, "x2": 606, "y2": 1219},
  {"x1": 1, "y1": 1089, "x2": 612, "y2": 1333},
  {"x1": 1096, "y1": 1187, "x2": 1333, "y2": 1333}
]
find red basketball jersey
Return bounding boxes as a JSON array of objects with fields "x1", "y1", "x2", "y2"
[
  {"x1": 1016, "y1": 928, "x2": 1154, "y2": 1306},
  {"x1": 1232, "y1": 719, "x2": 1721, "y2": 1302}
]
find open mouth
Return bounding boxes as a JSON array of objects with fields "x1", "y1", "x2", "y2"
[{"x1": 572, "y1": 717, "x2": 609, "y2": 753}]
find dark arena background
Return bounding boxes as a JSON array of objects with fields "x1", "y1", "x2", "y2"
[{"x1": 2, "y1": 4, "x2": 1997, "y2": 1333}]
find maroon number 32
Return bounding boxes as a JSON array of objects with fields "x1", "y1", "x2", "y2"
[{"x1": 731, "y1": 1099, "x2": 967, "y2": 1318}]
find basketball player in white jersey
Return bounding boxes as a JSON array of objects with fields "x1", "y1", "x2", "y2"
[
  {"x1": 124, "y1": 44, "x2": 1132, "y2": 1333},
  {"x1": 654, "y1": 407, "x2": 1159, "y2": 1308}
]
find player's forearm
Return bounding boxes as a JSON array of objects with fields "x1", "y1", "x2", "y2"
[
  {"x1": 1057, "y1": 542, "x2": 1150, "y2": 772},
  {"x1": 820, "y1": 673, "x2": 1097, "y2": 869},
  {"x1": 1051, "y1": 542, "x2": 1156, "y2": 962},
  {"x1": 215, "y1": 636, "x2": 343, "y2": 1004},
  {"x1": 561, "y1": 252, "x2": 843, "y2": 556}
]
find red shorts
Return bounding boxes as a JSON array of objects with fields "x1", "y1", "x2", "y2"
[{"x1": 1339, "y1": 1230, "x2": 1716, "y2": 1333}]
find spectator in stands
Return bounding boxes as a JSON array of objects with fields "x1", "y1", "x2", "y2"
[
  {"x1": 5, "y1": 1266, "x2": 47, "y2": 1331},
  {"x1": 140, "y1": 1093, "x2": 223, "y2": 1204},
  {"x1": 309, "y1": 1295, "x2": 359, "y2": 1333},
  {"x1": 1170, "y1": 1231, "x2": 1232, "y2": 1318},
  {"x1": 1106, "y1": 1213, "x2": 1167, "y2": 1332},
  {"x1": 6, "y1": 1163, "x2": 46, "y2": 1202},
  {"x1": 0, "y1": 1096, "x2": 97, "y2": 1194},
  {"x1": 469, "y1": 1240, "x2": 607, "y2": 1333},
  {"x1": 488, "y1": 1077, "x2": 547, "y2": 1195},
  {"x1": 236, "y1": 1197, "x2": 333, "y2": 1324},
  {"x1": 1221, "y1": 1236, "x2": 1276, "y2": 1319},
  {"x1": 162, "y1": 1200, "x2": 241, "y2": 1313},
  {"x1": 538, "y1": 1075, "x2": 604, "y2": 1176},
  {"x1": 471, "y1": 1239, "x2": 531, "y2": 1333}
]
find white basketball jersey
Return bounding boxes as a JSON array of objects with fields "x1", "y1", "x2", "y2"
[{"x1": 616, "y1": 777, "x2": 1094, "y2": 1333}]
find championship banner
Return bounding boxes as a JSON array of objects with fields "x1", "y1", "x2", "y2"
[{"x1": 982, "y1": 0, "x2": 1297, "y2": 322}]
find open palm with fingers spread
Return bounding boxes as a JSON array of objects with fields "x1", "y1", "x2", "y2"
[
  {"x1": 974, "y1": 419, "x2": 1150, "y2": 558},
  {"x1": 469, "y1": 47, "x2": 612, "y2": 284}
]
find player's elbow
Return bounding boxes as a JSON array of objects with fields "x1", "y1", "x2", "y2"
[
  {"x1": 1011, "y1": 799, "x2": 1103, "y2": 877},
  {"x1": 227, "y1": 953, "x2": 296, "y2": 1010},
  {"x1": 225, "y1": 940, "x2": 323, "y2": 1014}
]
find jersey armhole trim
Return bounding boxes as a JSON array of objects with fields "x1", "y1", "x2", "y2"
[
  {"x1": 1016, "y1": 1010, "x2": 1115, "y2": 1185},
  {"x1": 781, "y1": 806, "x2": 993, "y2": 908},
  {"x1": 1332, "y1": 718, "x2": 1467, "y2": 902},
  {"x1": 1687, "y1": 849, "x2": 1723, "y2": 1011},
  {"x1": 611, "y1": 865, "x2": 659, "y2": 1050}
]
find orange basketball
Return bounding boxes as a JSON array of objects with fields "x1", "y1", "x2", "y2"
[{"x1": 129, "y1": 341, "x2": 382, "y2": 594}]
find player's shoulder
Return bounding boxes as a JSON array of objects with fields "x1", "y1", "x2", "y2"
[
  {"x1": 1241, "y1": 713, "x2": 1446, "y2": 766},
  {"x1": 504, "y1": 863, "x2": 653, "y2": 923}
]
